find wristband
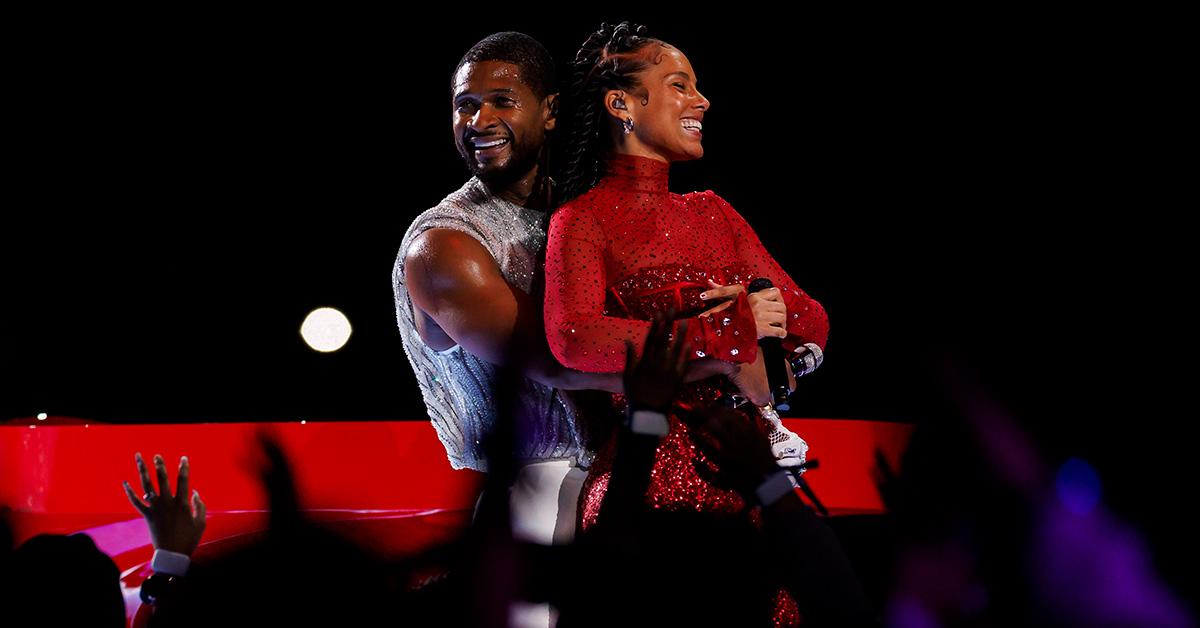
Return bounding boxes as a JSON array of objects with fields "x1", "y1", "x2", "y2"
[
  {"x1": 626, "y1": 409, "x2": 669, "y2": 437},
  {"x1": 787, "y1": 343, "x2": 824, "y2": 379},
  {"x1": 754, "y1": 469, "x2": 798, "y2": 506},
  {"x1": 151, "y1": 548, "x2": 191, "y2": 577},
  {"x1": 139, "y1": 573, "x2": 179, "y2": 606}
]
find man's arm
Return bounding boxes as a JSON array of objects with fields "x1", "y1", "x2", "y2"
[{"x1": 405, "y1": 227, "x2": 620, "y2": 392}]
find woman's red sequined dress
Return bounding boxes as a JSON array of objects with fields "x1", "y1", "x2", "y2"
[{"x1": 544, "y1": 153, "x2": 829, "y2": 624}]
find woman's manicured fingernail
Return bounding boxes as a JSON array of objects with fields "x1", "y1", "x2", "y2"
[{"x1": 699, "y1": 292, "x2": 707, "y2": 299}]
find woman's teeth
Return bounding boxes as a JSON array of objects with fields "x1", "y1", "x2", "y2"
[{"x1": 681, "y1": 119, "x2": 702, "y2": 133}]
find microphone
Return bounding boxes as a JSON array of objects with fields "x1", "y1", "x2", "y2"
[{"x1": 748, "y1": 277, "x2": 792, "y2": 412}]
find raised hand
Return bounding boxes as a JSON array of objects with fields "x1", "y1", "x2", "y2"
[
  {"x1": 123, "y1": 453, "x2": 206, "y2": 556},
  {"x1": 623, "y1": 308, "x2": 691, "y2": 413}
]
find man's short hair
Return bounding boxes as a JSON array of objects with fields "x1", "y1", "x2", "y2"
[{"x1": 453, "y1": 31, "x2": 559, "y2": 99}]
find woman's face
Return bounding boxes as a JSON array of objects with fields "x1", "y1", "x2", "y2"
[{"x1": 607, "y1": 45, "x2": 710, "y2": 162}]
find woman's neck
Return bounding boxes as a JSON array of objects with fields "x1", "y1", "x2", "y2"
[
  {"x1": 613, "y1": 147, "x2": 670, "y2": 164},
  {"x1": 598, "y1": 152, "x2": 671, "y2": 195}
]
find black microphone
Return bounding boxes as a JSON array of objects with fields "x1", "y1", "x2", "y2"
[{"x1": 748, "y1": 277, "x2": 792, "y2": 412}]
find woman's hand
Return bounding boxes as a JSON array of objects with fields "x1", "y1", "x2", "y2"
[{"x1": 699, "y1": 279, "x2": 787, "y2": 340}]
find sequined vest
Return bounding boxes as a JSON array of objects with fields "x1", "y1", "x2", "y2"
[{"x1": 392, "y1": 176, "x2": 588, "y2": 471}]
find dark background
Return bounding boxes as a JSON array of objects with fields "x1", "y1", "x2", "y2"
[{"x1": 2, "y1": 7, "x2": 1190, "y2": 595}]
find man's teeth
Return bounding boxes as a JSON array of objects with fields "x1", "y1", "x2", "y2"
[
  {"x1": 474, "y1": 137, "x2": 509, "y2": 149},
  {"x1": 681, "y1": 119, "x2": 702, "y2": 131}
]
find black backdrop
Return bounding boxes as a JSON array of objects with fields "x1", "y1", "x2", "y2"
[{"x1": 3, "y1": 8, "x2": 1190, "y2": 597}]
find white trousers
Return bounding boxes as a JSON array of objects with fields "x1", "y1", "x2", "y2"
[
  {"x1": 474, "y1": 458, "x2": 586, "y2": 628},
  {"x1": 509, "y1": 458, "x2": 587, "y2": 546}
]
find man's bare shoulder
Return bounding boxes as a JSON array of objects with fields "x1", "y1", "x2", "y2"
[
  {"x1": 407, "y1": 228, "x2": 493, "y2": 270},
  {"x1": 405, "y1": 228, "x2": 505, "y2": 306}
]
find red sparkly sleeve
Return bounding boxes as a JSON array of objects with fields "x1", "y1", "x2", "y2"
[
  {"x1": 544, "y1": 199, "x2": 758, "y2": 373},
  {"x1": 705, "y1": 190, "x2": 830, "y2": 353}
]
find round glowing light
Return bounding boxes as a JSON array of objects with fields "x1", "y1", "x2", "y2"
[
  {"x1": 300, "y1": 307, "x2": 352, "y2": 353},
  {"x1": 36, "y1": 413, "x2": 48, "y2": 421}
]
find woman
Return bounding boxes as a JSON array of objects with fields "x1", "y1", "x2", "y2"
[
  {"x1": 543, "y1": 21, "x2": 829, "y2": 624},
  {"x1": 545, "y1": 21, "x2": 830, "y2": 519}
]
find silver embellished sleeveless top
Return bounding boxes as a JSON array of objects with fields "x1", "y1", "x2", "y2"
[{"x1": 392, "y1": 176, "x2": 588, "y2": 471}]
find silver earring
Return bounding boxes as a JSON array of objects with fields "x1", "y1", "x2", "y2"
[{"x1": 622, "y1": 117, "x2": 634, "y2": 135}]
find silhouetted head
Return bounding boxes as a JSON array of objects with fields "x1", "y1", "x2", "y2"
[{"x1": 5, "y1": 533, "x2": 124, "y2": 627}]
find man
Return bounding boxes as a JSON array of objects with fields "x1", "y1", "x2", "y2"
[
  {"x1": 393, "y1": 34, "x2": 623, "y2": 628},
  {"x1": 392, "y1": 32, "x2": 617, "y2": 549}
]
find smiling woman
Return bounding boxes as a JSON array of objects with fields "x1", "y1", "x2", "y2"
[{"x1": 545, "y1": 21, "x2": 832, "y2": 626}]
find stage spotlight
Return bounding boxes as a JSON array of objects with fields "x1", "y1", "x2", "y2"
[
  {"x1": 37, "y1": 413, "x2": 47, "y2": 421},
  {"x1": 300, "y1": 307, "x2": 352, "y2": 353}
]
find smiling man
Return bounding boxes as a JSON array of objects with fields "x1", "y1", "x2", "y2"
[{"x1": 392, "y1": 33, "x2": 618, "y2": 555}]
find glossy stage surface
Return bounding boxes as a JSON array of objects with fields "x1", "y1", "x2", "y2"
[{"x1": 1, "y1": 416, "x2": 912, "y2": 624}]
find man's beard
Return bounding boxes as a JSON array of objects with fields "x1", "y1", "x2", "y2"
[{"x1": 462, "y1": 137, "x2": 542, "y2": 192}]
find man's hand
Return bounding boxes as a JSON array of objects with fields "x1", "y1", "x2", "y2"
[
  {"x1": 623, "y1": 310, "x2": 690, "y2": 412},
  {"x1": 683, "y1": 357, "x2": 735, "y2": 383},
  {"x1": 543, "y1": 365, "x2": 626, "y2": 394},
  {"x1": 785, "y1": 354, "x2": 797, "y2": 393},
  {"x1": 727, "y1": 346, "x2": 771, "y2": 406},
  {"x1": 123, "y1": 453, "x2": 206, "y2": 556}
]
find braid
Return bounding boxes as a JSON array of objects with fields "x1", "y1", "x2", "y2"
[{"x1": 556, "y1": 21, "x2": 665, "y2": 206}]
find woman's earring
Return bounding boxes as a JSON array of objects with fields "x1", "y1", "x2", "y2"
[{"x1": 622, "y1": 117, "x2": 635, "y2": 135}]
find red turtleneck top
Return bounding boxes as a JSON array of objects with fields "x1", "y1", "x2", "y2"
[{"x1": 545, "y1": 152, "x2": 829, "y2": 373}]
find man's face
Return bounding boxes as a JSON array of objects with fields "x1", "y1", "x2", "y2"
[{"x1": 452, "y1": 60, "x2": 555, "y2": 187}]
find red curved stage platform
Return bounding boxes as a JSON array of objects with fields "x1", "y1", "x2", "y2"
[{"x1": 1, "y1": 417, "x2": 913, "y2": 625}]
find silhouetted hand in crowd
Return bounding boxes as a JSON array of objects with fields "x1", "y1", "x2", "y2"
[
  {"x1": 592, "y1": 310, "x2": 693, "y2": 533},
  {"x1": 252, "y1": 431, "x2": 304, "y2": 532},
  {"x1": 623, "y1": 308, "x2": 691, "y2": 413},
  {"x1": 681, "y1": 404, "x2": 779, "y2": 498},
  {"x1": 124, "y1": 453, "x2": 206, "y2": 556},
  {"x1": 560, "y1": 313, "x2": 789, "y2": 626},
  {"x1": 683, "y1": 403, "x2": 878, "y2": 625}
]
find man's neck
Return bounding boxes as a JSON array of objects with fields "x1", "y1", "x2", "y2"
[{"x1": 495, "y1": 163, "x2": 540, "y2": 208}]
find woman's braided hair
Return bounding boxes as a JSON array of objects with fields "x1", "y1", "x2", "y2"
[{"x1": 555, "y1": 21, "x2": 667, "y2": 205}]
